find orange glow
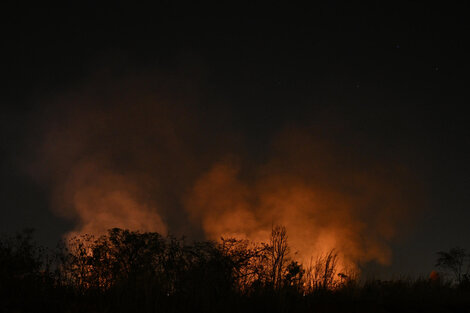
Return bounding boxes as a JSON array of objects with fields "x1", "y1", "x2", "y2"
[
  {"x1": 62, "y1": 160, "x2": 167, "y2": 240},
  {"x1": 185, "y1": 160, "x2": 394, "y2": 273},
  {"x1": 31, "y1": 79, "x2": 419, "y2": 274}
]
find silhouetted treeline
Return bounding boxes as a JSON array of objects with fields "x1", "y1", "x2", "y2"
[{"x1": 1, "y1": 227, "x2": 470, "y2": 313}]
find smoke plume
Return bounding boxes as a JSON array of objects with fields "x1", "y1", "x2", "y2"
[
  {"x1": 30, "y1": 72, "x2": 420, "y2": 270},
  {"x1": 186, "y1": 127, "x2": 415, "y2": 268}
]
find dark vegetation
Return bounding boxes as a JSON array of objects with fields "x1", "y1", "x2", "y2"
[{"x1": 1, "y1": 226, "x2": 469, "y2": 313}]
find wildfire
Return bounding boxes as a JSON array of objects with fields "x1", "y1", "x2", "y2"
[
  {"x1": 31, "y1": 78, "x2": 417, "y2": 276},
  {"x1": 185, "y1": 160, "x2": 392, "y2": 274}
]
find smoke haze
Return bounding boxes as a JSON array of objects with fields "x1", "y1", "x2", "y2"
[
  {"x1": 186, "y1": 128, "x2": 417, "y2": 268},
  {"x1": 30, "y1": 71, "x2": 422, "y2": 270}
]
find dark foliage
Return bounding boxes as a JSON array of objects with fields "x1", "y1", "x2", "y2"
[
  {"x1": 436, "y1": 247, "x2": 470, "y2": 285},
  {"x1": 1, "y1": 228, "x2": 469, "y2": 313}
]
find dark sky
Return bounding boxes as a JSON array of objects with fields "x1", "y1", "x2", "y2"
[{"x1": 1, "y1": 4, "x2": 468, "y2": 277}]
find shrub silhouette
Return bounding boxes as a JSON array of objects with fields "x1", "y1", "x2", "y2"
[
  {"x1": 0, "y1": 229, "x2": 44, "y2": 282},
  {"x1": 0, "y1": 229, "x2": 56, "y2": 312}
]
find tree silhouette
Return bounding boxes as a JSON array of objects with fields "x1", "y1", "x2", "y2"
[
  {"x1": 436, "y1": 247, "x2": 469, "y2": 284},
  {"x1": 0, "y1": 229, "x2": 54, "y2": 312},
  {"x1": 269, "y1": 225, "x2": 290, "y2": 289},
  {"x1": 60, "y1": 228, "x2": 238, "y2": 301},
  {"x1": 0, "y1": 229, "x2": 43, "y2": 280},
  {"x1": 219, "y1": 237, "x2": 270, "y2": 291},
  {"x1": 2, "y1": 227, "x2": 470, "y2": 312}
]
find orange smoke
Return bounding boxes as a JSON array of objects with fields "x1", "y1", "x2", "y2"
[
  {"x1": 186, "y1": 127, "x2": 416, "y2": 271},
  {"x1": 29, "y1": 74, "x2": 211, "y2": 240},
  {"x1": 61, "y1": 159, "x2": 167, "y2": 240},
  {"x1": 186, "y1": 160, "x2": 391, "y2": 271},
  {"x1": 30, "y1": 74, "x2": 420, "y2": 271}
]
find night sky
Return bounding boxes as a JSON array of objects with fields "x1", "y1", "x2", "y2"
[{"x1": 1, "y1": 4, "x2": 468, "y2": 278}]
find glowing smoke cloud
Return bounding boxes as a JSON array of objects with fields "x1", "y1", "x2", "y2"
[
  {"x1": 31, "y1": 74, "x2": 420, "y2": 271},
  {"x1": 185, "y1": 129, "x2": 414, "y2": 270}
]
